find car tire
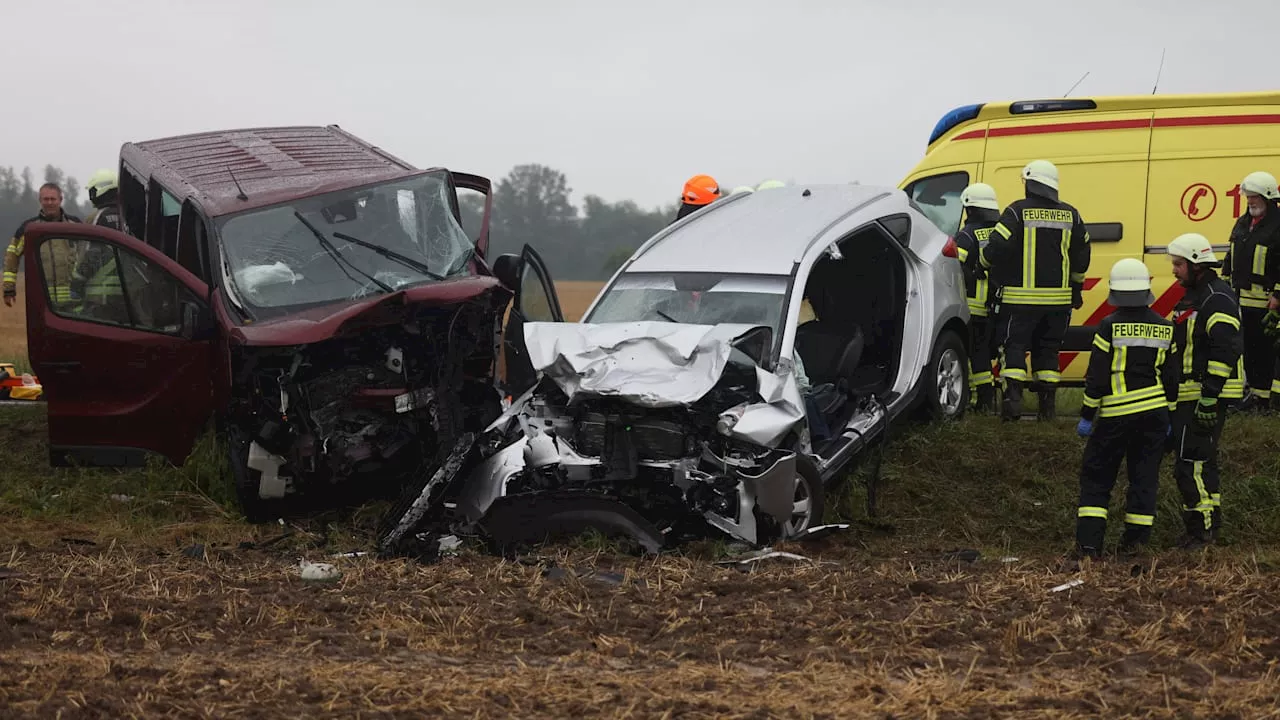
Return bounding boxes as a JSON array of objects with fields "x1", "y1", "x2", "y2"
[
  {"x1": 922, "y1": 330, "x2": 968, "y2": 422},
  {"x1": 226, "y1": 427, "x2": 283, "y2": 524},
  {"x1": 782, "y1": 458, "x2": 825, "y2": 539}
]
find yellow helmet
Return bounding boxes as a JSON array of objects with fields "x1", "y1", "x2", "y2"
[
  {"x1": 87, "y1": 168, "x2": 118, "y2": 200},
  {"x1": 755, "y1": 180, "x2": 785, "y2": 191}
]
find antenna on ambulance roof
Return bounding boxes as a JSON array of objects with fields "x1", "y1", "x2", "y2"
[
  {"x1": 1063, "y1": 71, "x2": 1089, "y2": 97},
  {"x1": 1151, "y1": 48, "x2": 1166, "y2": 95}
]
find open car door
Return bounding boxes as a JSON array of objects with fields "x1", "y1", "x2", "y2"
[
  {"x1": 450, "y1": 172, "x2": 493, "y2": 259},
  {"x1": 22, "y1": 222, "x2": 218, "y2": 467},
  {"x1": 494, "y1": 244, "x2": 564, "y2": 396}
]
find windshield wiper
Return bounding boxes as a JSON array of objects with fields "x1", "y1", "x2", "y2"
[
  {"x1": 332, "y1": 231, "x2": 445, "y2": 281},
  {"x1": 654, "y1": 308, "x2": 678, "y2": 323},
  {"x1": 293, "y1": 212, "x2": 393, "y2": 294}
]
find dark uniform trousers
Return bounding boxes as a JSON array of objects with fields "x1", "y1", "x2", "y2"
[
  {"x1": 1241, "y1": 306, "x2": 1276, "y2": 401},
  {"x1": 997, "y1": 305, "x2": 1071, "y2": 386},
  {"x1": 969, "y1": 315, "x2": 994, "y2": 388},
  {"x1": 1076, "y1": 408, "x2": 1169, "y2": 550},
  {"x1": 1170, "y1": 399, "x2": 1228, "y2": 538}
]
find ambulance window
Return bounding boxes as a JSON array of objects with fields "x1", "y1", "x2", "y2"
[{"x1": 906, "y1": 172, "x2": 968, "y2": 237}]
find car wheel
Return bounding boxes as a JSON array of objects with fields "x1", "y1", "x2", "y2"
[
  {"x1": 226, "y1": 427, "x2": 282, "y2": 523},
  {"x1": 923, "y1": 330, "x2": 968, "y2": 422},
  {"x1": 782, "y1": 459, "x2": 825, "y2": 539}
]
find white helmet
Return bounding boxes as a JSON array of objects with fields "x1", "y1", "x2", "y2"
[
  {"x1": 756, "y1": 180, "x2": 785, "y2": 191},
  {"x1": 1107, "y1": 258, "x2": 1154, "y2": 307},
  {"x1": 960, "y1": 182, "x2": 999, "y2": 211},
  {"x1": 1022, "y1": 159, "x2": 1059, "y2": 191},
  {"x1": 1167, "y1": 233, "x2": 1218, "y2": 265},
  {"x1": 729, "y1": 185, "x2": 755, "y2": 196},
  {"x1": 1240, "y1": 171, "x2": 1280, "y2": 200}
]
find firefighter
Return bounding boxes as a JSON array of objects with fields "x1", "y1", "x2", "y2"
[
  {"x1": 1220, "y1": 170, "x2": 1280, "y2": 412},
  {"x1": 1167, "y1": 233, "x2": 1244, "y2": 548},
  {"x1": 84, "y1": 169, "x2": 123, "y2": 230},
  {"x1": 1073, "y1": 258, "x2": 1179, "y2": 559},
  {"x1": 672, "y1": 174, "x2": 721, "y2": 223},
  {"x1": 70, "y1": 170, "x2": 125, "y2": 308},
  {"x1": 983, "y1": 159, "x2": 1091, "y2": 421},
  {"x1": 3, "y1": 182, "x2": 82, "y2": 308},
  {"x1": 954, "y1": 182, "x2": 1000, "y2": 412}
]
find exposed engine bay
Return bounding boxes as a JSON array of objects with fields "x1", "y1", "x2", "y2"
[
  {"x1": 378, "y1": 321, "x2": 813, "y2": 556},
  {"x1": 225, "y1": 299, "x2": 504, "y2": 518}
]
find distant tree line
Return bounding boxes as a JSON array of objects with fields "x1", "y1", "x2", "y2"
[
  {"x1": 0, "y1": 165, "x2": 90, "y2": 243},
  {"x1": 457, "y1": 163, "x2": 680, "y2": 280},
  {"x1": 1, "y1": 161, "x2": 686, "y2": 281}
]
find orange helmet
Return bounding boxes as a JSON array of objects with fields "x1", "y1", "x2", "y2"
[{"x1": 681, "y1": 174, "x2": 720, "y2": 206}]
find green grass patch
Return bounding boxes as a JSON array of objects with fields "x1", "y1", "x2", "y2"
[{"x1": 831, "y1": 410, "x2": 1280, "y2": 556}]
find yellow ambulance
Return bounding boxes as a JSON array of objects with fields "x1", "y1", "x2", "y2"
[{"x1": 900, "y1": 90, "x2": 1280, "y2": 383}]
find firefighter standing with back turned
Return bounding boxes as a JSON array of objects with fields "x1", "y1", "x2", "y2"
[
  {"x1": 1168, "y1": 233, "x2": 1244, "y2": 548},
  {"x1": 955, "y1": 182, "x2": 1001, "y2": 413},
  {"x1": 983, "y1": 159, "x2": 1091, "y2": 421},
  {"x1": 1220, "y1": 171, "x2": 1280, "y2": 412},
  {"x1": 1073, "y1": 259, "x2": 1179, "y2": 561}
]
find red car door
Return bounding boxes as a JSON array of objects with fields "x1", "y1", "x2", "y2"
[{"x1": 22, "y1": 221, "x2": 218, "y2": 467}]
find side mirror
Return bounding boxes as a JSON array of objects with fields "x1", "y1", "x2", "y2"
[
  {"x1": 179, "y1": 300, "x2": 210, "y2": 340},
  {"x1": 492, "y1": 253, "x2": 523, "y2": 291}
]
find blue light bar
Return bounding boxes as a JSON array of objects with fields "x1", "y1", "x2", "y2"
[{"x1": 928, "y1": 103, "x2": 985, "y2": 146}]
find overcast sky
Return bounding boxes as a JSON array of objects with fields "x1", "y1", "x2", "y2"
[{"x1": 1, "y1": 0, "x2": 1272, "y2": 208}]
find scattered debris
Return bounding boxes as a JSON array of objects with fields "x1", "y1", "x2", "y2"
[
  {"x1": 437, "y1": 535, "x2": 463, "y2": 555},
  {"x1": 299, "y1": 560, "x2": 341, "y2": 582},
  {"x1": 941, "y1": 549, "x2": 981, "y2": 564},
  {"x1": 1051, "y1": 578, "x2": 1085, "y2": 593},
  {"x1": 182, "y1": 544, "x2": 207, "y2": 560},
  {"x1": 109, "y1": 494, "x2": 133, "y2": 503},
  {"x1": 1001, "y1": 557, "x2": 1021, "y2": 563},
  {"x1": 331, "y1": 551, "x2": 370, "y2": 559},
  {"x1": 715, "y1": 548, "x2": 813, "y2": 568},
  {"x1": 795, "y1": 524, "x2": 852, "y2": 542}
]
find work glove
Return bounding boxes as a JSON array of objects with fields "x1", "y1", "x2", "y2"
[
  {"x1": 1195, "y1": 397, "x2": 1219, "y2": 430},
  {"x1": 1071, "y1": 286, "x2": 1084, "y2": 310},
  {"x1": 1264, "y1": 310, "x2": 1280, "y2": 340},
  {"x1": 1075, "y1": 418, "x2": 1093, "y2": 438}
]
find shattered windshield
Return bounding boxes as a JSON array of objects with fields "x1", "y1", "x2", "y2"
[
  {"x1": 586, "y1": 272, "x2": 789, "y2": 331},
  {"x1": 216, "y1": 170, "x2": 474, "y2": 312}
]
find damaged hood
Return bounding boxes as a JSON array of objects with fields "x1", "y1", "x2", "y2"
[
  {"x1": 523, "y1": 320, "x2": 801, "y2": 415},
  {"x1": 230, "y1": 276, "x2": 509, "y2": 346}
]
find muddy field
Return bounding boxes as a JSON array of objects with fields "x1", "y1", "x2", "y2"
[{"x1": 2, "y1": 522, "x2": 1279, "y2": 718}]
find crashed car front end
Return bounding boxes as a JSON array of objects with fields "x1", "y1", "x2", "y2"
[{"x1": 382, "y1": 321, "x2": 811, "y2": 554}]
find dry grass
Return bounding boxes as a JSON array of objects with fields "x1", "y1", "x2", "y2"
[
  {"x1": 2, "y1": 533, "x2": 1280, "y2": 718},
  {"x1": 554, "y1": 280, "x2": 604, "y2": 322},
  {"x1": 0, "y1": 274, "x2": 28, "y2": 373}
]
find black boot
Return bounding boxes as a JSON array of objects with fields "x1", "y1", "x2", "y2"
[
  {"x1": 974, "y1": 385, "x2": 995, "y2": 414},
  {"x1": 1037, "y1": 388, "x2": 1058, "y2": 421},
  {"x1": 1002, "y1": 380, "x2": 1023, "y2": 421}
]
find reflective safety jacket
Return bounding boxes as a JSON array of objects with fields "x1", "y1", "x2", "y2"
[
  {"x1": 1080, "y1": 307, "x2": 1179, "y2": 420},
  {"x1": 3, "y1": 211, "x2": 82, "y2": 298},
  {"x1": 954, "y1": 216, "x2": 997, "y2": 318},
  {"x1": 86, "y1": 205, "x2": 123, "y2": 232},
  {"x1": 982, "y1": 196, "x2": 1091, "y2": 307},
  {"x1": 1221, "y1": 205, "x2": 1280, "y2": 310},
  {"x1": 1172, "y1": 274, "x2": 1245, "y2": 402}
]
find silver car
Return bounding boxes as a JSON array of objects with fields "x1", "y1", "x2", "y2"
[{"x1": 379, "y1": 184, "x2": 971, "y2": 555}]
